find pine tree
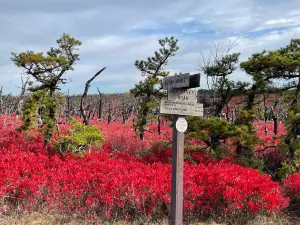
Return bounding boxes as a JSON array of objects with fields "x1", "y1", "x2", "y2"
[
  {"x1": 11, "y1": 33, "x2": 82, "y2": 152},
  {"x1": 130, "y1": 37, "x2": 179, "y2": 140}
]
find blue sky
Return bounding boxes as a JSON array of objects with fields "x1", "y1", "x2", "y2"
[{"x1": 1, "y1": 0, "x2": 300, "y2": 94}]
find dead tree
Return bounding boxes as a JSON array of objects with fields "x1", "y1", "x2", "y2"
[
  {"x1": 97, "y1": 87, "x2": 103, "y2": 121},
  {"x1": 263, "y1": 95, "x2": 269, "y2": 136},
  {"x1": 80, "y1": 67, "x2": 106, "y2": 125},
  {"x1": 269, "y1": 97, "x2": 284, "y2": 136},
  {"x1": 13, "y1": 74, "x2": 30, "y2": 119},
  {"x1": 66, "y1": 89, "x2": 71, "y2": 119},
  {"x1": 108, "y1": 101, "x2": 112, "y2": 124},
  {"x1": 120, "y1": 96, "x2": 134, "y2": 124}
]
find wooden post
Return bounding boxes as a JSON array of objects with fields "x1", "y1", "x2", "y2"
[
  {"x1": 171, "y1": 115, "x2": 184, "y2": 225},
  {"x1": 160, "y1": 72, "x2": 201, "y2": 225}
]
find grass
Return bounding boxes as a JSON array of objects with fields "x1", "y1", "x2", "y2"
[
  {"x1": 0, "y1": 213, "x2": 299, "y2": 225},
  {"x1": 0, "y1": 214, "x2": 217, "y2": 225}
]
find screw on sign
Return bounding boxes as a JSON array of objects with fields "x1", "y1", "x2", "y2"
[
  {"x1": 160, "y1": 73, "x2": 202, "y2": 225},
  {"x1": 176, "y1": 118, "x2": 188, "y2": 133}
]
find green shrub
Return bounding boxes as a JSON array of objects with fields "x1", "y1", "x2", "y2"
[
  {"x1": 278, "y1": 162, "x2": 294, "y2": 179},
  {"x1": 54, "y1": 117, "x2": 104, "y2": 155}
]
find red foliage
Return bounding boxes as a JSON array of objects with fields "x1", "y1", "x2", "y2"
[
  {"x1": 0, "y1": 116, "x2": 291, "y2": 220},
  {"x1": 254, "y1": 121, "x2": 287, "y2": 157},
  {"x1": 142, "y1": 146, "x2": 216, "y2": 165},
  {"x1": 283, "y1": 173, "x2": 300, "y2": 199},
  {"x1": 91, "y1": 120, "x2": 172, "y2": 154}
]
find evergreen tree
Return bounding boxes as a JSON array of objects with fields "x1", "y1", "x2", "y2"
[
  {"x1": 130, "y1": 37, "x2": 179, "y2": 140},
  {"x1": 11, "y1": 33, "x2": 82, "y2": 151},
  {"x1": 188, "y1": 44, "x2": 259, "y2": 161},
  {"x1": 202, "y1": 51, "x2": 248, "y2": 117},
  {"x1": 240, "y1": 39, "x2": 300, "y2": 168}
]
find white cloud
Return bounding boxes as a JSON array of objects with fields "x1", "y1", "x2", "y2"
[
  {"x1": 265, "y1": 19, "x2": 294, "y2": 26},
  {"x1": 1, "y1": 0, "x2": 300, "y2": 94}
]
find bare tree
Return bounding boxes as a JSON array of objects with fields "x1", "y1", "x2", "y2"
[
  {"x1": 199, "y1": 38, "x2": 241, "y2": 116},
  {"x1": 97, "y1": 87, "x2": 103, "y2": 121},
  {"x1": 14, "y1": 74, "x2": 30, "y2": 119},
  {"x1": 81, "y1": 67, "x2": 106, "y2": 125}
]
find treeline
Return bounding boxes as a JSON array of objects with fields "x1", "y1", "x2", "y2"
[
  {"x1": 0, "y1": 85, "x2": 289, "y2": 133},
  {"x1": 0, "y1": 91, "x2": 138, "y2": 123},
  {"x1": 2, "y1": 33, "x2": 300, "y2": 179},
  {"x1": 128, "y1": 36, "x2": 300, "y2": 179}
]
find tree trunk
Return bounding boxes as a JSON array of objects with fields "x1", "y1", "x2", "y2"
[
  {"x1": 138, "y1": 105, "x2": 148, "y2": 141},
  {"x1": 246, "y1": 83, "x2": 258, "y2": 111},
  {"x1": 122, "y1": 112, "x2": 126, "y2": 124},
  {"x1": 44, "y1": 88, "x2": 56, "y2": 155},
  {"x1": 264, "y1": 118, "x2": 268, "y2": 136},
  {"x1": 88, "y1": 109, "x2": 93, "y2": 121},
  {"x1": 236, "y1": 142, "x2": 253, "y2": 158},
  {"x1": 288, "y1": 78, "x2": 300, "y2": 161},
  {"x1": 66, "y1": 89, "x2": 70, "y2": 119},
  {"x1": 81, "y1": 67, "x2": 106, "y2": 125},
  {"x1": 132, "y1": 118, "x2": 137, "y2": 132},
  {"x1": 211, "y1": 135, "x2": 220, "y2": 150},
  {"x1": 273, "y1": 116, "x2": 278, "y2": 135},
  {"x1": 108, "y1": 114, "x2": 111, "y2": 124},
  {"x1": 139, "y1": 131, "x2": 144, "y2": 141},
  {"x1": 91, "y1": 110, "x2": 96, "y2": 120},
  {"x1": 158, "y1": 115, "x2": 161, "y2": 135},
  {"x1": 98, "y1": 99, "x2": 102, "y2": 120}
]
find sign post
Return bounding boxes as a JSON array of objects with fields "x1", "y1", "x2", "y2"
[
  {"x1": 171, "y1": 115, "x2": 184, "y2": 225},
  {"x1": 159, "y1": 73, "x2": 202, "y2": 225}
]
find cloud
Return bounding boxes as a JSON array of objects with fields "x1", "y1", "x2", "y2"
[{"x1": 0, "y1": 0, "x2": 300, "y2": 94}]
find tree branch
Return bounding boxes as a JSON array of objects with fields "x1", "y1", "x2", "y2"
[{"x1": 81, "y1": 67, "x2": 106, "y2": 125}]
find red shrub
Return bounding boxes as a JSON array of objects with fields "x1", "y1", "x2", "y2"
[
  {"x1": 283, "y1": 173, "x2": 300, "y2": 199},
  {"x1": 254, "y1": 121, "x2": 286, "y2": 156},
  {"x1": 91, "y1": 121, "x2": 172, "y2": 154},
  {"x1": 0, "y1": 117, "x2": 290, "y2": 220}
]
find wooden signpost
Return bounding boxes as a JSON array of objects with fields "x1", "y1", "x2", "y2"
[{"x1": 159, "y1": 73, "x2": 202, "y2": 225}]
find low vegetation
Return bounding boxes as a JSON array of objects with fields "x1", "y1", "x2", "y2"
[{"x1": 0, "y1": 34, "x2": 299, "y2": 224}]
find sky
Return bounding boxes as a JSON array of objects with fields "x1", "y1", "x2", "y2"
[{"x1": 1, "y1": 0, "x2": 300, "y2": 95}]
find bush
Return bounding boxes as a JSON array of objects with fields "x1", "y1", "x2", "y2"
[
  {"x1": 53, "y1": 117, "x2": 104, "y2": 154},
  {"x1": 0, "y1": 140, "x2": 289, "y2": 221},
  {"x1": 283, "y1": 173, "x2": 300, "y2": 199},
  {"x1": 283, "y1": 173, "x2": 300, "y2": 216},
  {"x1": 0, "y1": 117, "x2": 291, "y2": 222}
]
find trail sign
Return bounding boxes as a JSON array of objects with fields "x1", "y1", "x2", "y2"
[
  {"x1": 163, "y1": 73, "x2": 189, "y2": 90},
  {"x1": 163, "y1": 73, "x2": 200, "y2": 90},
  {"x1": 168, "y1": 88, "x2": 198, "y2": 103},
  {"x1": 159, "y1": 99, "x2": 203, "y2": 116},
  {"x1": 160, "y1": 72, "x2": 202, "y2": 225},
  {"x1": 194, "y1": 104, "x2": 204, "y2": 116}
]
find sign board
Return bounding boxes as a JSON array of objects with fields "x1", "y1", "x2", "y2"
[
  {"x1": 168, "y1": 88, "x2": 197, "y2": 103},
  {"x1": 163, "y1": 73, "x2": 190, "y2": 90},
  {"x1": 160, "y1": 99, "x2": 203, "y2": 116},
  {"x1": 161, "y1": 72, "x2": 202, "y2": 225},
  {"x1": 176, "y1": 118, "x2": 188, "y2": 133},
  {"x1": 194, "y1": 104, "x2": 204, "y2": 116},
  {"x1": 189, "y1": 73, "x2": 201, "y2": 89}
]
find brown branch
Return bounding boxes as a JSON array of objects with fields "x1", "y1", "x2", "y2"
[
  {"x1": 255, "y1": 145, "x2": 277, "y2": 153},
  {"x1": 81, "y1": 67, "x2": 106, "y2": 125}
]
